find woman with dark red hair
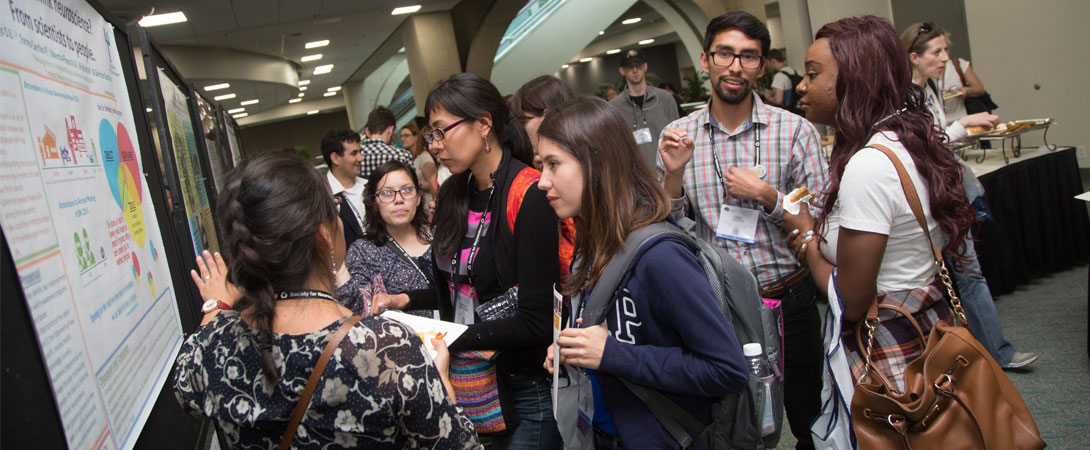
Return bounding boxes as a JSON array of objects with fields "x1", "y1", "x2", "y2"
[{"x1": 781, "y1": 15, "x2": 975, "y2": 392}]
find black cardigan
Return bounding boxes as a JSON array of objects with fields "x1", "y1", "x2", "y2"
[{"x1": 406, "y1": 148, "x2": 560, "y2": 375}]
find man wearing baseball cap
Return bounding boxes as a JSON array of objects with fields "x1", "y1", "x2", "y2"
[{"x1": 609, "y1": 48, "x2": 680, "y2": 168}]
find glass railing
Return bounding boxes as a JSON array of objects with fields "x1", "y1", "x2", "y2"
[{"x1": 493, "y1": 0, "x2": 567, "y2": 63}]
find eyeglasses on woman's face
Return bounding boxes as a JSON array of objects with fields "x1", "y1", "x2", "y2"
[
  {"x1": 374, "y1": 186, "x2": 418, "y2": 203},
  {"x1": 421, "y1": 117, "x2": 468, "y2": 145}
]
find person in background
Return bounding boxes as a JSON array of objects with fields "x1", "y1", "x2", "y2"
[
  {"x1": 174, "y1": 150, "x2": 479, "y2": 448},
  {"x1": 658, "y1": 81, "x2": 687, "y2": 118},
  {"x1": 786, "y1": 14, "x2": 972, "y2": 391},
  {"x1": 510, "y1": 75, "x2": 575, "y2": 169},
  {"x1": 658, "y1": 11, "x2": 827, "y2": 449},
  {"x1": 360, "y1": 106, "x2": 414, "y2": 179},
  {"x1": 761, "y1": 49, "x2": 798, "y2": 110},
  {"x1": 610, "y1": 48, "x2": 680, "y2": 168},
  {"x1": 336, "y1": 160, "x2": 438, "y2": 319},
  {"x1": 539, "y1": 96, "x2": 748, "y2": 449},
  {"x1": 901, "y1": 22, "x2": 1037, "y2": 369},
  {"x1": 603, "y1": 85, "x2": 620, "y2": 102},
  {"x1": 938, "y1": 35, "x2": 988, "y2": 125},
  {"x1": 403, "y1": 122, "x2": 438, "y2": 208},
  {"x1": 321, "y1": 129, "x2": 367, "y2": 247},
  {"x1": 900, "y1": 22, "x2": 998, "y2": 142},
  {"x1": 371, "y1": 73, "x2": 564, "y2": 449}
]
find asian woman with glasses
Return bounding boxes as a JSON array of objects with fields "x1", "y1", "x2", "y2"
[{"x1": 371, "y1": 73, "x2": 565, "y2": 448}]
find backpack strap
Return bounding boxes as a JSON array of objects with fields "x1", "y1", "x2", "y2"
[
  {"x1": 620, "y1": 379, "x2": 705, "y2": 449},
  {"x1": 581, "y1": 222, "x2": 687, "y2": 325}
]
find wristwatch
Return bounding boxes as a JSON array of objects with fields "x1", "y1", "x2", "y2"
[{"x1": 201, "y1": 299, "x2": 232, "y2": 314}]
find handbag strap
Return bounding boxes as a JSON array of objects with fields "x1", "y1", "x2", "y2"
[
  {"x1": 279, "y1": 315, "x2": 362, "y2": 450},
  {"x1": 951, "y1": 59, "x2": 968, "y2": 88},
  {"x1": 869, "y1": 144, "x2": 968, "y2": 326}
]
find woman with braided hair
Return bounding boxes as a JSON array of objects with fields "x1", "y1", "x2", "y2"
[{"x1": 173, "y1": 150, "x2": 480, "y2": 449}]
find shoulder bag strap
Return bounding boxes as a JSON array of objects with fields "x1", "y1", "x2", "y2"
[
  {"x1": 581, "y1": 222, "x2": 680, "y2": 325},
  {"x1": 952, "y1": 59, "x2": 968, "y2": 87},
  {"x1": 870, "y1": 144, "x2": 967, "y2": 325},
  {"x1": 620, "y1": 379, "x2": 704, "y2": 449},
  {"x1": 279, "y1": 315, "x2": 363, "y2": 450}
]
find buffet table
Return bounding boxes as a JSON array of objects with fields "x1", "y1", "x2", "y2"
[{"x1": 970, "y1": 146, "x2": 1089, "y2": 296}]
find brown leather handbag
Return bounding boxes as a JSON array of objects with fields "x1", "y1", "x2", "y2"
[{"x1": 849, "y1": 145, "x2": 1045, "y2": 450}]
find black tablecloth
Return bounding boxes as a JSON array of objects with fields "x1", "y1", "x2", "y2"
[{"x1": 975, "y1": 147, "x2": 1090, "y2": 296}]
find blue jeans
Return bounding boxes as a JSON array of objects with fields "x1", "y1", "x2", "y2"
[
  {"x1": 946, "y1": 235, "x2": 1016, "y2": 365},
  {"x1": 490, "y1": 373, "x2": 563, "y2": 450}
]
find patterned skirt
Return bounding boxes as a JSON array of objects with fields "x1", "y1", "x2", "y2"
[{"x1": 843, "y1": 280, "x2": 953, "y2": 393}]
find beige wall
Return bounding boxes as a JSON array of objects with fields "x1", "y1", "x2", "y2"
[
  {"x1": 238, "y1": 110, "x2": 351, "y2": 164},
  {"x1": 807, "y1": 0, "x2": 891, "y2": 32},
  {"x1": 964, "y1": 0, "x2": 1089, "y2": 166}
]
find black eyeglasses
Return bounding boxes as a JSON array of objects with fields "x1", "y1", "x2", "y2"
[
  {"x1": 709, "y1": 51, "x2": 763, "y2": 69},
  {"x1": 422, "y1": 118, "x2": 468, "y2": 145},
  {"x1": 374, "y1": 186, "x2": 418, "y2": 203},
  {"x1": 908, "y1": 22, "x2": 934, "y2": 53}
]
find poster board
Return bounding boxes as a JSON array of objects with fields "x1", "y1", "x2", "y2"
[
  {"x1": 0, "y1": 0, "x2": 184, "y2": 448},
  {"x1": 154, "y1": 67, "x2": 219, "y2": 257},
  {"x1": 195, "y1": 93, "x2": 227, "y2": 193},
  {"x1": 223, "y1": 110, "x2": 243, "y2": 166}
]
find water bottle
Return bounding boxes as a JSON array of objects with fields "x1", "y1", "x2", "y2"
[{"x1": 744, "y1": 342, "x2": 776, "y2": 437}]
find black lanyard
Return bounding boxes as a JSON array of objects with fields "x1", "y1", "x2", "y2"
[
  {"x1": 337, "y1": 192, "x2": 364, "y2": 229},
  {"x1": 388, "y1": 233, "x2": 432, "y2": 284},
  {"x1": 629, "y1": 95, "x2": 648, "y2": 130},
  {"x1": 450, "y1": 183, "x2": 496, "y2": 286},
  {"x1": 277, "y1": 290, "x2": 337, "y2": 302},
  {"x1": 707, "y1": 117, "x2": 763, "y2": 194}
]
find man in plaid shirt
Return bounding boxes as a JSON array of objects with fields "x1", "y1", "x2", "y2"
[
  {"x1": 659, "y1": 12, "x2": 827, "y2": 449},
  {"x1": 359, "y1": 106, "x2": 413, "y2": 180}
]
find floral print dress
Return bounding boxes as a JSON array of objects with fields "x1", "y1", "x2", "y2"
[{"x1": 173, "y1": 311, "x2": 481, "y2": 449}]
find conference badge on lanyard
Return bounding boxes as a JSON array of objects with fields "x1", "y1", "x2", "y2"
[
  {"x1": 633, "y1": 127, "x2": 653, "y2": 145},
  {"x1": 716, "y1": 204, "x2": 759, "y2": 244}
]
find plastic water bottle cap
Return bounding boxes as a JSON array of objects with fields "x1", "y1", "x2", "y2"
[{"x1": 742, "y1": 343, "x2": 763, "y2": 357}]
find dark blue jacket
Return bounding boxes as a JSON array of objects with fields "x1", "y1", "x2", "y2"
[{"x1": 595, "y1": 235, "x2": 748, "y2": 449}]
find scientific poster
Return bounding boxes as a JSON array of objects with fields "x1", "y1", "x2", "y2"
[
  {"x1": 223, "y1": 110, "x2": 242, "y2": 166},
  {"x1": 157, "y1": 68, "x2": 219, "y2": 256},
  {"x1": 0, "y1": 1, "x2": 183, "y2": 449}
]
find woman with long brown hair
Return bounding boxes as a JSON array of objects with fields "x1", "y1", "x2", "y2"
[{"x1": 538, "y1": 97, "x2": 747, "y2": 449}]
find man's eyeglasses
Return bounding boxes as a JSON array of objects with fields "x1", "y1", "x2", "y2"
[
  {"x1": 709, "y1": 51, "x2": 763, "y2": 69},
  {"x1": 374, "y1": 186, "x2": 418, "y2": 203},
  {"x1": 908, "y1": 22, "x2": 934, "y2": 53},
  {"x1": 422, "y1": 118, "x2": 468, "y2": 146}
]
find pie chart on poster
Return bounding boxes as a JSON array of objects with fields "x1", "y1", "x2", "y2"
[{"x1": 99, "y1": 120, "x2": 146, "y2": 247}]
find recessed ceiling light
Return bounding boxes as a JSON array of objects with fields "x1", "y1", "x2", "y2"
[
  {"x1": 240, "y1": 99, "x2": 259, "y2": 106},
  {"x1": 298, "y1": 93, "x2": 305, "y2": 97},
  {"x1": 298, "y1": 80, "x2": 311, "y2": 86},
  {"x1": 232, "y1": 113, "x2": 248, "y2": 118},
  {"x1": 307, "y1": 110, "x2": 320, "y2": 115},
  {"x1": 305, "y1": 40, "x2": 329, "y2": 49},
  {"x1": 204, "y1": 83, "x2": 230, "y2": 91},
  {"x1": 323, "y1": 92, "x2": 336, "y2": 97},
  {"x1": 579, "y1": 57, "x2": 593, "y2": 63},
  {"x1": 301, "y1": 54, "x2": 323, "y2": 62},
  {"x1": 561, "y1": 64, "x2": 570, "y2": 69},
  {"x1": 599, "y1": 30, "x2": 605, "y2": 35},
  {"x1": 227, "y1": 107, "x2": 245, "y2": 114},
  {"x1": 139, "y1": 11, "x2": 187, "y2": 27},
  {"x1": 314, "y1": 64, "x2": 334, "y2": 75},
  {"x1": 299, "y1": 86, "x2": 308, "y2": 91},
  {"x1": 606, "y1": 49, "x2": 621, "y2": 55},
  {"x1": 213, "y1": 93, "x2": 236, "y2": 101},
  {"x1": 145, "y1": 107, "x2": 152, "y2": 112},
  {"x1": 289, "y1": 98, "x2": 302, "y2": 103},
  {"x1": 327, "y1": 86, "x2": 342, "y2": 92},
  {"x1": 622, "y1": 17, "x2": 641, "y2": 25},
  {"x1": 391, "y1": 5, "x2": 422, "y2": 15},
  {"x1": 639, "y1": 39, "x2": 655, "y2": 45}
]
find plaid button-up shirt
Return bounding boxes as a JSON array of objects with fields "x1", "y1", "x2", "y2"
[
  {"x1": 360, "y1": 138, "x2": 414, "y2": 180},
  {"x1": 661, "y1": 95, "x2": 828, "y2": 285}
]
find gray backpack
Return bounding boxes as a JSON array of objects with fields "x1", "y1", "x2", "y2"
[{"x1": 580, "y1": 220, "x2": 784, "y2": 449}]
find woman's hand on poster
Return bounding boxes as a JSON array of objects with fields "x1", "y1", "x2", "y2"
[{"x1": 190, "y1": 251, "x2": 241, "y2": 307}]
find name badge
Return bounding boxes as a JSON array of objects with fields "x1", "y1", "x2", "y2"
[
  {"x1": 715, "y1": 204, "x2": 760, "y2": 244},
  {"x1": 455, "y1": 295, "x2": 475, "y2": 325},
  {"x1": 633, "y1": 127, "x2": 653, "y2": 145}
]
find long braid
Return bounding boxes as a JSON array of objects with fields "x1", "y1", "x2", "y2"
[{"x1": 217, "y1": 150, "x2": 339, "y2": 382}]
